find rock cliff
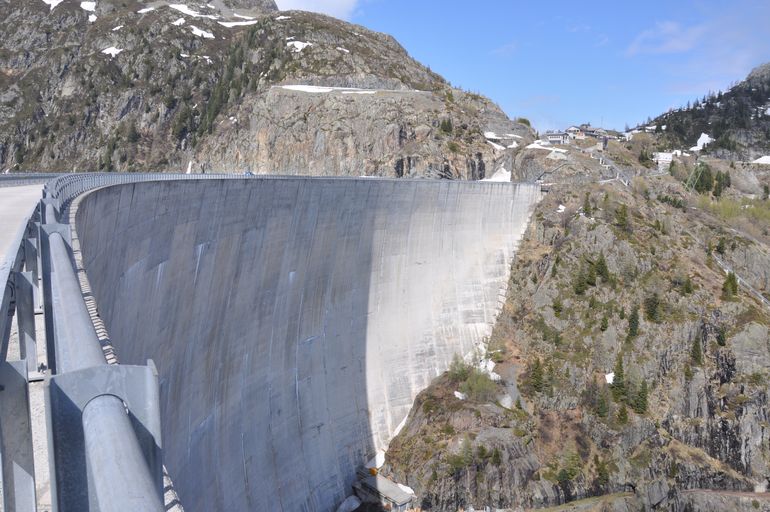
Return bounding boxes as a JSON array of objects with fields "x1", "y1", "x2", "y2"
[{"x1": 0, "y1": 0, "x2": 531, "y2": 176}]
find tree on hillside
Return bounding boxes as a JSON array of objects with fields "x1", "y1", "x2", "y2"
[
  {"x1": 611, "y1": 354, "x2": 626, "y2": 402},
  {"x1": 627, "y1": 306, "x2": 640, "y2": 340}
]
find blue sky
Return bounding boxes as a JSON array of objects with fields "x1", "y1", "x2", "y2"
[{"x1": 274, "y1": 0, "x2": 770, "y2": 132}]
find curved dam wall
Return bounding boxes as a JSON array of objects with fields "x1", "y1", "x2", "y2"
[{"x1": 74, "y1": 178, "x2": 540, "y2": 511}]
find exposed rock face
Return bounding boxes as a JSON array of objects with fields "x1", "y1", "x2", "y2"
[
  {"x1": 0, "y1": 1, "x2": 531, "y2": 176},
  {"x1": 383, "y1": 176, "x2": 770, "y2": 510}
]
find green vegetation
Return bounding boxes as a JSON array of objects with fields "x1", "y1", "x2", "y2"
[
  {"x1": 447, "y1": 141, "x2": 459, "y2": 153},
  {"x1": 658, "y1": 194, "x2": 686, "y2": 210},
  {"x1": 439, "y1": 118, "x2": 453, "y2": 135},
  {"x1": 516, "y1": 117, "x2": 531, "y2": 127},
  {"x1": 617, "y1": 404, "x2": 629, "y2": 424},
  {"x1": 691, "y1": 337, "x2": 703, "y2": 366},
  {"x1": 722, "y1": 272, "x2": 738, "y2": 300},
  {"x1": 448, "y1": 356, "x2": 497, "y2": 401},
  {"x1": 528, "y1": 357, "x2": 544, "y2": 393},
  {"x1": 611, "y1": 354, "x2": 626, "y2": 402},
  {"x1": 583, "y1": 193, "x2": 592, "y2": 216},
  {"x1": 614, "y1": 204, "x2": 630, "y2": 232},
  {"x1": 627, "y1": 306, "x2": 640, "y2": 340},
  {"x1": 643, "y1": 293, "x2": 661, "y2": 323}
]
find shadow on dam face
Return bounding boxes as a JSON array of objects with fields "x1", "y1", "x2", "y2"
[{"x1": 73, "y1": 178, "x2": 540, "y2": 511}]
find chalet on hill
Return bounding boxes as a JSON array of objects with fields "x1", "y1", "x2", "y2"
[{"x1": 546, "y1": 132, "x2": 569, "y2": 145}]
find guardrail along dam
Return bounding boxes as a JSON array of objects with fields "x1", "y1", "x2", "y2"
[{"x1": 2, "y1": 176, "x2": 541, "y2": 512}]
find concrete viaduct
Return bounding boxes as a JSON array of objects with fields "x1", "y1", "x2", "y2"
[{"x1": 0, "y1": 174, "x2": 540, "y2": 511}]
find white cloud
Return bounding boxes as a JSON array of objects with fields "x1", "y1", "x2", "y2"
[
  {"x1": 274, "y1": 0, "x2": 359, "y2": 20},
  {"x1": 626, "y1": 21, "x2": 707, "y2": 56},
  {"x1": 491, "y1": 41, "x2": 517, "y2": 57}
]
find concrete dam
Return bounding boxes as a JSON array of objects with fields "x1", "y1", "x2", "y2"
[{"x1": 71, "y1": 177, "x2": 540, "y2": 511}]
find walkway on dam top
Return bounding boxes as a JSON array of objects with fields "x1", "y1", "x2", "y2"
[{"x1": 0, "y1": 184, "x2": 42, "y2": 261}]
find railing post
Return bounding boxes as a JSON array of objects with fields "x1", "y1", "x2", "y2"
[{"x1": 15, "y1": 271, "x2": 38, "y2": 376}]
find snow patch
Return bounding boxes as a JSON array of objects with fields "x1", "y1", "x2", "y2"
[
  {"x1": 364, "y1": 450, "x2": 385, "y2": 469},
  {"x1": 42, "y1": 0, "x2": 64, "y2": 10},
  {"x1": 753, "y1": 156, "x2": 770, "y2": 164},
  {"x1": 557, "y1": 204, "x2": 566, "y2": 213},
  {"x1": 484, "y1": 131, "x2": 501, "y2": 140},
  {"x1": 186, "y1": 161, "x2": 192, "y2": 174},
  {"x1": 766, "y1": 107, "x2": 770, "y2": 116},
  {"x1": 286, "y1": 41, "x2": 312, "y2": 52},
  {"x1": 80, "y1": 1, "x2": 96, "y2": 11},
  {"x1": 172, "y1": 17, "x2": 186, "y2": 25},
  {"x1": 454, "y1": 391, "x2": 467, "y2": 400},
  {"x1": 278, "y1": 85, "x2": 378, "y2": 95},
  {"x1": 233, "y1": 13, "x2": 255, "y2": 20},
  {"x1": 689, "y1": 132, "x2": 713, "y2": 152},
  {"x1": 112, "y1": 25, "x2": 124, "y2": 31},
  {"x1": 169, "y1": 4, "x2": 218, "y2": 19},
  {"x1": 481, "y1": 167, "x2": 511, "y2": 182},
  {"x1": 101, "y1": 46, "x2": 123, "y2": 58},
  {"x1": 137, "y1": 6, "x2": 155, "y2": 13},
  {"x1": 605, "y1": 372, "x2": 614, "y2": 384},
  {"x1": 507, "y1": 141, "x2": 519, "y2": 149},
  {"x1": 218, "y1": 20, "x2": 259, "y2": 27},
  {"x1": 336, "y1": 46, "x2": 350, "y2": 53},
  {"x1": 180, "y1": 53, "x2": 189, "y2": 57},
  {"x1": 275, "y1": 15, "x2": 291, "y2": 20},
  {"x1": 88, "y1": 14, "x2": 97, "y2": 22},
  {"x1": 190, "y1": 25, "x2": 214, "y2": 38},
  {"x1": 487, "y1": 140, "x2": 506, "y2": 151},
  {"x1": 527, "y1": 142, "x2": 567, "y2": 153}
]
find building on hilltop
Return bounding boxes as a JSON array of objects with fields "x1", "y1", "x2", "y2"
[
  {"x1": 566, "y1": 126, "x2": 585, "y2": 140},
  {"x1": 546, "y1": 132, "x2": 569, "y2": 145}
]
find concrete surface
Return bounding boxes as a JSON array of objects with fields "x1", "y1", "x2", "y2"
[
  {"x1": 0, "y1": 185, "x2": 41, "y2": 262},
  {"x1": 74, "y1": 178, "x2": 540, "y2": 511}
]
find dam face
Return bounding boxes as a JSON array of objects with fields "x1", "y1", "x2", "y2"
[{"x1": 74, "y1": 178, "x2": 540, "y2": 511}]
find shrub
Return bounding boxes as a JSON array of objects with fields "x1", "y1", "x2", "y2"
[
  {"x1": 439, "y1": 118, "x2": 453, "y2": 135},
  {"x1": 553, "y1": 298, "x2": 563, "y2": 317},
  {"x1": 644, "y1": 293, "x2": 661, "y2": 323},
  {"x1": 615, "y1": 204, "x2": 630, "y2": 231},
  {"x1": 447, "y1": 141, "x2": 459, "y2": 153},
  {"x1": 448, "y1": 354, "x2": 470, "y2": 382},
  {"x1": 460, "y1": 370, "x2": 497, "y2": 402},
  {"x1": 516, "y1": 117, "x2": 531, "y2": 127},
  {"x1": 722, "y1": 272, "x2": 738, "y2": 299},
  {"x1": 600, "y1": 316, "x2": 609, "y2": 331}
]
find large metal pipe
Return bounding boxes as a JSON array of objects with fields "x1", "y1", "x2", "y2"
[
  {"x1": 48, "y1": 232, "x2": 105, "y2": 372},
  {"x1": 82, "y1": 395, "x2": 163, "y2": 512},
  {"x1": 48, "y1": 231, "x2": 163, "y2": 511}
]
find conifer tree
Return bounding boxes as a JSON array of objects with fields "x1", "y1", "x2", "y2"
[
  {"x1": 617, "y1": 404, "x2": 629, "y2": 424},
  {"x1": 583, "y1": 193, "x2": 592, "y2": 216},
  {"x1": 529, "y1": 358, "x2": 544, "y2": 392},
  {"x1": 627, "y1": 306, "x2": 640, "y2": 340},
  {"x1": 633, "y1": 380, "x2": 648, "y2": 414},
  {"x1": 611, "y1": 354, "x2": 626, "y2": 402},
  {"x1": 691, "y1": 337, "x2": 703, "y2": 366}
]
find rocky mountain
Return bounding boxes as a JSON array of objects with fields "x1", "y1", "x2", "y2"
[
  {"x1": 645, "y1": 62, "x2": 770, "y2": 161},
  {"x1": 0, "y1": 0, "x2": 531, "y2": 177},
  {"x1": 381, "y1": 171, "x2": 770, "y2": 510}
]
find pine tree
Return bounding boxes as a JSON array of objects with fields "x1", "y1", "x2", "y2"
[
  {"x1": 722, "y1": 272, "x2": 738, "y2": 299},
  {"x1": 615, "y1": 204, "x2": 630, "y2": 231},
  {"x1": 529, "y1": 358, "x2": 544, "y2": 393},
  {"x1": 617, "y1": 404, "x2": 629, "y2": 424},
  {"x1": 691, "y1": 337, "x2": 703, "y2": 366},
  {"x1": 633, "y1": 380, "x2": 648, "y2": 414},
  {"x1": 595, "y1": 252, "x2": 610, "y2": 282},
  {"x1": 716, "y1": 237, "x2": 726, "y2": 255},
  {"x1": 611, "y1": 354, "x2": 626, "y2": 402},
  {"x1": 627, "y1": 306, "x2": 640, "y2": 340},
  {"x1": 596, "y1": 388, "x2": 609, "y2": 418},
  {"x1": 583, "y1": 193, "x2": 592, "y2": 216},
  {"x1": 643, "y1": 293, "x2": 661, "y2": 323}
]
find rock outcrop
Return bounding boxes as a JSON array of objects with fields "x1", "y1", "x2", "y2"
[{"x1": 0, "y1": 1, "x2": 531, "y2": 176}]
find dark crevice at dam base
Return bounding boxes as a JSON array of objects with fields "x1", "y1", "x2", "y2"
[{"x1": 73, "y1": 177, "x2": 540, "y2": 511}]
